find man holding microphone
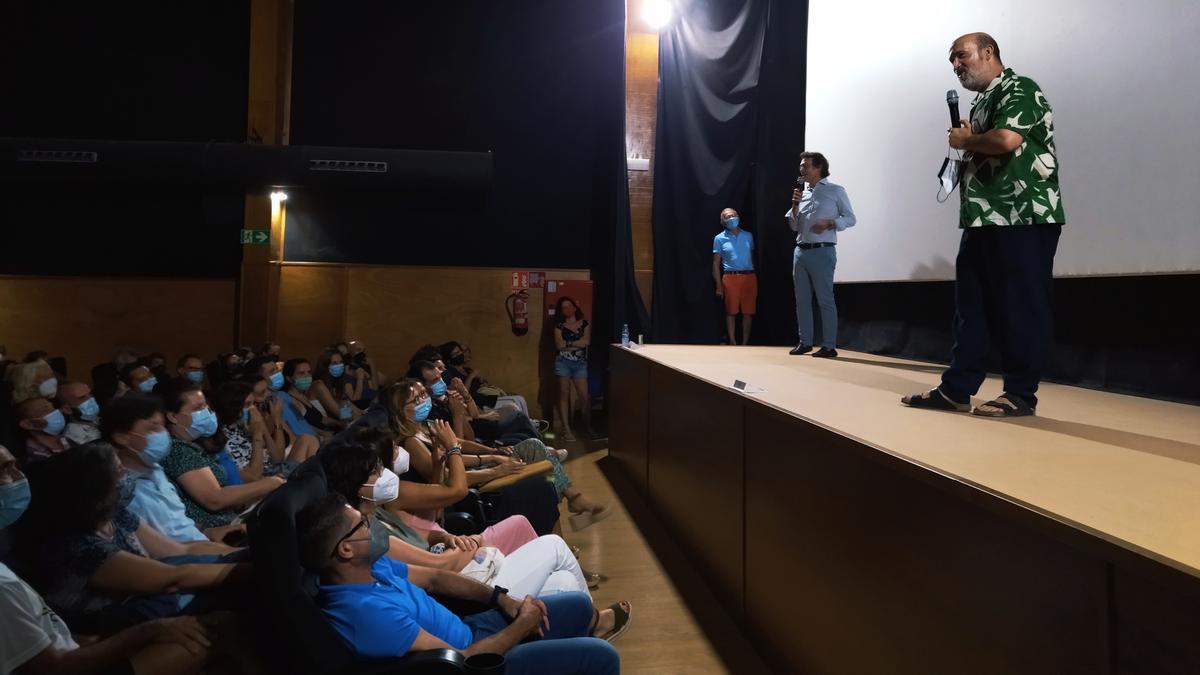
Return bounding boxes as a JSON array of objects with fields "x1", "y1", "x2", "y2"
[{"x1": 787, "y1": 152, "x2": 856, "y2": 358}]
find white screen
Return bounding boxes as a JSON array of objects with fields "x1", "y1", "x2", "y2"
[{"x1": 805, "y1": 0, "x2": 1200, "y2": 281}]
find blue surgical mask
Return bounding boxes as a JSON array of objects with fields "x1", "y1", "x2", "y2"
[
  {"x1": 186, "y1": 370, "x2": 205, "y2": 384},
  {"x1": 413, "y1": 398, "x2": 433, "y2": 422},
  {"x1": 430, "y1": 380, "x2": 448, "y2": 397},
  {"x1": 38, "y1": 378, "x2": 59, "y2": 399},
  {"x1": 725, "y1": 216, "x2": 740, "y2": 229},
  {"x1": 269, "y1": 371, "x2": 285, "y2": 391},
  {"x1": 77, "y1": 397, "x2": 100, "y2": 422},
  {"x1": 42, "y1": 409, "x2": 66, "y2": 436},
  {"x1": 188, "y1": 408, "x2": 219, "y2": 439},
  {"x1": 0, "y1": 478, "x2": 32, "y2": 529},
  {"x1": 294, "y1": 376, "x2": 313, "y2": 392},
  {"x1": 329, "y1": 363, "x2": 346, "y2": 378},
  {"x1": 240, "y1": 408, "x2": 250, "y2": 426},
  {"x1": 140, "y1": 429, "x2": 172, "y2": 464},
  {"x1": 138, "y1": 376, "x2": 158, "y2": 394}
]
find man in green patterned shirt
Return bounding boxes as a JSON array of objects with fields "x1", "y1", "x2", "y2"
[{"x1": 903, "y1": 32, "x2": 1064, "y2": 417}]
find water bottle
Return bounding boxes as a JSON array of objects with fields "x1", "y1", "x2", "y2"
[{"x1": 621, "y1": 323, "x2": 630, "y2": 347}]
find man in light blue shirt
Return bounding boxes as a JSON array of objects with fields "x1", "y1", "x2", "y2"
[
  {"x1": 712, "y1": 208, "x2": 757, "y2": 345},
  {"x1": 102, "y1": 394, "x2": 234, "y2": 544},
  {"x1": 785, "y1": 152, "x2": 856, "y2": 357}
]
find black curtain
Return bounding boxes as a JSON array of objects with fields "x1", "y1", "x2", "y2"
[
  {"x1": 0, "y1": 1, "x2": 250, "y2": 278},
  {"x1": 287, "y1": 1, "x2": 629, "y2": 271},
  {"x1": 650, "y1": 0, "x2": 808, "y2": 344}
]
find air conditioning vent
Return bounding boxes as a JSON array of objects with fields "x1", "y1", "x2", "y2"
[
  {"x1": 308, "y1": 159, "x2": 388, "y2": 173},
  {"x1": 17, "y1": 149, "x2": 98, "y2": 163}
]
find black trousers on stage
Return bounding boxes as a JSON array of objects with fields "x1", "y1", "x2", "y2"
[{"x1": 940, "y1": 223, "x2": 1062, "y2": 408}]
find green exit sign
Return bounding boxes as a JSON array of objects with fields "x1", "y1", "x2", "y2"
[{"x1": 240, "y1": 229, "x2": 269, "y2": 245}]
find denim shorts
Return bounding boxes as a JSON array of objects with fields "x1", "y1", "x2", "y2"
[{"x1": 554, "y1": 356, "x2": 588, "y2": 379}]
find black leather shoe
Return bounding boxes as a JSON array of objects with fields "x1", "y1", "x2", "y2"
[
  {"x1": 789, "y1": 344, "x2": 813, "y2": 355},
  {"x1": 812, "y1": 347, "x2": 838, "y2": 358}
]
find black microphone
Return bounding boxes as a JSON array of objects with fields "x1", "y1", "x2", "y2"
[{"x1": 947, "y1": 90, "x2": 962, "y2": 128}]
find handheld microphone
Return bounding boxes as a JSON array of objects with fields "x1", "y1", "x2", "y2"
[{"x1": 947, "y1": 90, "x2": 962, "y2": 128}]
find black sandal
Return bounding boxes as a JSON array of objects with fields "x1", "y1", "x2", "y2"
[
  {"x1": 971, "y1": 394, "x2": 1035, "y2": 418},
  {"x1": 901, "y1": 388, "x2": 970, "y2": 412},
  {"x1": 592, "y1": 601, "x2": 632, "y2": 643}
]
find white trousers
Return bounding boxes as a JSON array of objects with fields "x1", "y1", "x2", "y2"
[{"x1": 490, "y1": 534, "x2": 588, "y2": 599}]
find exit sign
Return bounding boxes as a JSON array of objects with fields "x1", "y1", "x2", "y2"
[{"x1": 240, "y1": 229, "x2": 269, "y2": 245}]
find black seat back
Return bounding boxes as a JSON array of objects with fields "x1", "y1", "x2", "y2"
[{"x1": 248, "y1": 460, "x2": 356, "y2": 675}]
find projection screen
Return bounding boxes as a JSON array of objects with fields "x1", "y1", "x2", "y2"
[{"x1": 804, "y1": 0, "x2": 1200, "y2": 282}]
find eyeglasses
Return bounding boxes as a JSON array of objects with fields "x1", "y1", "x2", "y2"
[{"x1": 330, "y1": 515, "x2": 369, "y2": 557}]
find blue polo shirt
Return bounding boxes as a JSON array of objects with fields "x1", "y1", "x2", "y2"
[
  {"x1": 713, "y1": 229, "x2": 755, "y2": 272},
  {"x1": 319, "y1": 557, "x2": 472, "y2": 657}
]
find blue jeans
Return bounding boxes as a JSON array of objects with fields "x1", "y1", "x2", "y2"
[
  {"x1": 463, "y1": 593, "x2": 619, "y2": 675},
  {"x1": 793, "y1": 245, "x2": 838, "y2": 348}
]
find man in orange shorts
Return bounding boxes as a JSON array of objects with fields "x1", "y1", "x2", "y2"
[{"x1": 712, "y1": 208, "x2": 757, "y2": 345}]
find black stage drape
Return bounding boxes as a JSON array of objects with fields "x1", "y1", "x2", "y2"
[{"x1": 650, "y1": 0, "x2": 808, "y2": 344}]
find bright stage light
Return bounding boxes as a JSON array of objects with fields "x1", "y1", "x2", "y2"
[
  {"x1": 642, "y1": 0, "x2": 672, "y2": 30},
  {"x1": 270, "y1": 190, "x2": 288, "y2": 202}
]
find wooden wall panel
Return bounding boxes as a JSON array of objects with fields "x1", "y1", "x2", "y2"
[
  {"x1": 646, "y1": 364, "x2": 745, "y2": 624},
  {"x1": 275, "y1": 264, "x2": 348, "y2": 364},
  {"x1": 293, "y1": 265, "x2": 590, "y2": 417},
  {"x1": 608, "y1": 347, "x2": 649, "y2": 492},
  {"x1": 0, "y1": 276, "x2": 235, "y2": 380},
  {"x1": 1114, "y1": 567, "x2": 1200, "y2": 674},
  {"x1": 743, "y1": 404, "x2": 1110, "y2": 674}
]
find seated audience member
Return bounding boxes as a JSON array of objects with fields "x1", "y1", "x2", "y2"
[
  {"x1": 405, "y1": 378, "x2": 607, "y2": 530},
  {"x1": 57, "y1": 380, "x2": 103, "y2": 446},
  {"x1": 382, "y1": 380, "x2": 563, "y2": 534},
  {"x1": 144, "y1": 353, "x2": 170, "y2": 384},
  {"x1": 355, "y1": 426, "x2": 541, "y2": 555},
  {"x1": 411, "y1": 354, "x2": 539, "y2": 447},
  {"x1": 345, "y1": 351, "x2": 379, "y2": 409},
  {"x1": 15, "y1": 397, "x2": 70, "y2": 463},
  {"x1": 260, "y1": 342, "x2": 282, "y2": 360},
  {"x1": 102, "y1": 395, "x2": 241, "y2": 545},
  {"x1": 245, "y1": 357, "x2": 319, "y2": 462},
  {"x1": 12, "y1": 442, "x2": 249, "y2": 633},
  {"x1": 158, "y1": 378, "x2": 284, "y2": 532},
  {"x1": 175, "y1": 353, "x2": 207, "y2": 387},
  {"x1": 91, "y1": 348, "x2": 139, "y2": 407},
  {"x1": 320, "y1": 438, "x2": 590, "y2": 599},
  {"x1": 120, "y1": 364, "x2": 158, "y2": 396},
  {"x1": 311, "y1": 350, "x2": 361, "y2": 425},
  {"x1": 0, "y1": 443, "x2": 212, "y2": 675},
  {"x1": 205, "y1": 353, "x2": 243, "y2": 388},
  {"x1": 214, "y1": 379, "x2": 301, "y2": 483},
  {"x1": 8, "y1": 360, "x2": 58, "y2": 404},
  {"x1": 297, "y1": 494, "x2": 627, "y2": 672},
  {"x1": 280, "y1": 358, "x2": 341, "y2": 439}
]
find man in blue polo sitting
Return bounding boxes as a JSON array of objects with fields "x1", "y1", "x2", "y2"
[{"x1": 296, "y1": 493, "x2": 626, "y2": 674}]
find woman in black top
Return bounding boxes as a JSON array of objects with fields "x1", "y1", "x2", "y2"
[{"x1": 553, "y1": 297, "x2": 591, "y2": 442}]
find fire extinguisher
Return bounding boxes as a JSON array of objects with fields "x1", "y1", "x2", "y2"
[{"x1": 506, "y1": 290, "x2": 530, "y2": 336}]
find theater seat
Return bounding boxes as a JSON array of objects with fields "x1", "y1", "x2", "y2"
[{"x1": 248, "y1": 460, "x2": 467, "y2": 675}]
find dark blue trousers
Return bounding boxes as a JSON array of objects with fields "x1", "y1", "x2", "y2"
[{"x1": 940, "y1": 224, "x2": 1062, "y2": 408}]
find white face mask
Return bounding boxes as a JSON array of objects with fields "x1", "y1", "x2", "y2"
[
  {"x1": 38, "y1": 377, "x2": 59, "y2": 399},
  {"x1": 392, "y1": 446, "x2": 411, "y2": 476},
  {"x1": 363, "y1": 467, "x2": 400, "y2": 504}
]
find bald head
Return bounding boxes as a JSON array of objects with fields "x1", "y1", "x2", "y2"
[{"x1": 949, "y1": 33, "x2": 1004, "y2": 92}]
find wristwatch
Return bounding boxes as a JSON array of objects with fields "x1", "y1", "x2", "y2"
[
  {"x1": 489, "y1": 585, "x2": 510, "y2": 614},
  {"x1": 445, "y1": 445, "x2": 463, "y2": 456}
]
